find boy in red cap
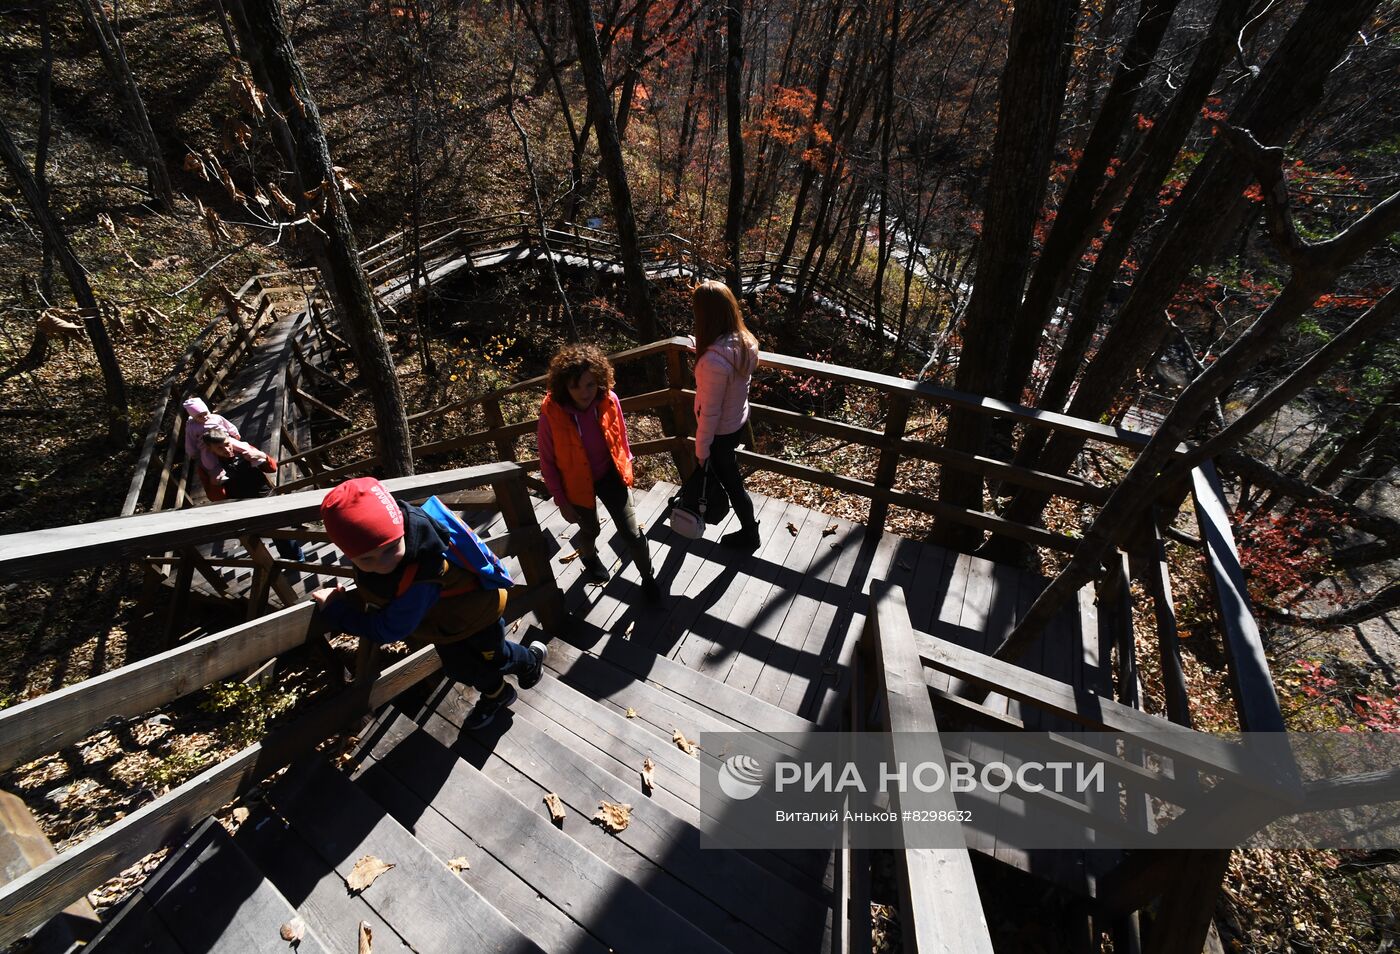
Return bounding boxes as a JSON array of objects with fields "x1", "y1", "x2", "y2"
[{"x1": 310, "y1": 476, "x2": 546, "y2": 730}]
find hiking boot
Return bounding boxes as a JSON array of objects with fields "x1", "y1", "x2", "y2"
[
  {"x1": 721, "y1": 522, "x2": 761, "y2": 553},
  {"x1": 641, "y1": 577, "x2": 663, "y2": 604},
  {"x1": 464, "y1": 684, "x2": 517, "y2": 731},
  {"x1": 581, "y1": 554, "x2": 610, "y2": 584},
  {"x1": 517, "y1": 641, "x2": 548, "y2": 690}
]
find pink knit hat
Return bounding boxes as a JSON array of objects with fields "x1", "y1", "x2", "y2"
[{"x1": 320, "y1": 477, "x2": 405, "y2": 558}]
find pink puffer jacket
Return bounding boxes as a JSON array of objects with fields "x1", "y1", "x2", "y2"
[{"x1": 694, "y1": 332, "x2": 759, "y2": 459}]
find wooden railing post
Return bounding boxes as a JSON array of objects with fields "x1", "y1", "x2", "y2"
[
  {"x1": 664, "y1": 344, "x2": 697, "y2": 482},
  {"x1": 868, "y1": 393, "x2": 912, "y2": 534},
  {"x1": 492, "y1": 474, "x2": 565, "y2": 632},
  {"x1": 481, "y1": 395, "x2": 515, "y2": 463},
  {"x1": 1143, "y1": 510, "x2": 1191, "y2": 727}
]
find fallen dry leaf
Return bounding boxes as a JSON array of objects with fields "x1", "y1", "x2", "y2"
[
  {"x1": 594, "y1": 801, "x2": 632, "y2": 832},
  {"x1": 543, "y1": 792, "x2": 567, "y2": 824},
  {"x1": 786, "y1": 521, "x2": 799, "y2": 536},
  {"x1": 358, "y1": 921, "x2": 373, "y2": 954},
  {"x1": 279, "y1": 916, "x2": 305, "y2": 943},
  {"x1": 232, "y1": 806, "x2": 250, "y2": 825},
  {"x1": 447, "y1": 856, "x2": 471, "y2": 872},
  {"x1": 625, "y1": 707, "x2": 637, "y2": 719},
  {"x1": 822, "y1": 524, "x2": 839, "y2": 536},
  {"x1": 558, "y1": 550, "x2": 580, "y2": 565},
  {"x1": 641, "y1": 757, "x2": 656, "y2": 794},
  {"x1": 347, "y1": 855, "x2": 394, "y2": 893},
  {"x1": 672, "y1": 729, "x2": 698, "y2": 756},
  {"x1": 621, "y1": 621, "x2": 635, "y2": 640}
]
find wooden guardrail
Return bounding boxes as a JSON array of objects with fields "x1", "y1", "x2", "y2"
[
  {"x1": 275, "y1": 335, "x2": 1283, "y2": 742},
  {"x1": 0, "y1": 463, "x2": 563, "y2": 948},
  {"x1": 846, "y1": 582, "x2": 995, "y2": 954}
]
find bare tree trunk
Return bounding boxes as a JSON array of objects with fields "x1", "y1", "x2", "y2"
[
  {"x1": 1000, "y1": 0, "x2": 1379, "y2": 535},
  {"x1": 75, "y1": 0, "x2": 174, "y2": 208},
  {"x1": 977, "y1": 180, "x2": 1400, "y2": 674},
  {"x1": 723, "y1": 0, "x2": 746, "y2": 295},
  {"x1": 0, "y1": 118, "x2": 129, "y2": 442},
  {"x1": 1000, "y1": 0, "x2": 1182, "y2": 407},
  {"x1": 935, "y1": 0, "x2": 1077, "y2": 550},
  {"x1": 870, "y1": 0, "x2": 900, "y2": 356},
  {"x1": 567, "y1": 0, "x2": 659, "y2": 340},
  {"x1": 1310, "y1": 377, "x2": 1400, "y2": 494},
  {"x1": 230, "y1": 0, "x2": 414, "y2": 477}
]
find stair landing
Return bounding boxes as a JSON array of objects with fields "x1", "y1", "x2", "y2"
[{"x1": 504, "y1": 480, "x2": 1104, "y2": 729}]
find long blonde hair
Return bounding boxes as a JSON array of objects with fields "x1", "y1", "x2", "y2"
[{"x1": 692, "y1": 280, "x2": 758, "y2": 361}]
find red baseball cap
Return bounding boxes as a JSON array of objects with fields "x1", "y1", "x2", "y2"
[{"x1": 320, "y1": 477, "x2": 404, "y2": 558}]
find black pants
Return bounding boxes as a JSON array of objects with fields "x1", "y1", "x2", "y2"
[
  {"x1": 574, "y1": 469, "x2": 653, "y2": 578},
  {"x1": 708, "y1": 427, "x2": 756, "y2": 529},
  {"x1": 434, "y1": 618, "x2": 534, "y2": 694}
]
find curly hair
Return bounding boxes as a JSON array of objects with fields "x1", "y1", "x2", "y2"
[{"x1": 546, "y1": 343, "x2": 615, "y2": 405}]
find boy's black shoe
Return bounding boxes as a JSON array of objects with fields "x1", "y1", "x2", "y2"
[
  {"x1": 581, "y1": 554, "x2": 610, "y2": 584},
  {"x1": 464, "y1": 684, "x2": 517, "y2": 731},
  {"x1": 721, "y1": 523, "x2": 761, "y2": 552},
  {"x1": 641, "y1": 577, "x2": 663, "y2": 604},
  {"x1": 517, "y1": 641, "x2": 548, "y2": 690}
]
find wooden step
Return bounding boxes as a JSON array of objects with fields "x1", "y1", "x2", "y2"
[
  {"x1": 432, "y1": 667, "x2": 831, "y2": 893},
  {"x1": 391, "y1": 691, "x2": 832, "y2": 953},
  {"x1": 88, "y1": 818, "x2": 330, "y2": 954},
  {"x1": 265, "y1": 757, "x2": 545, "y2": 954},
  {"x1": 233, "y1": 806, "x2": 398, "y2": 954},
  {"x1": 352, "y1": 710, "x2": 741, "y2": 954},
  {"x1": 551, "y1": 622, "x2": 815, "y2": 736}
]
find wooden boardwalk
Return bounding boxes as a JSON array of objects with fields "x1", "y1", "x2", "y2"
[{"x1": 493, "y1": 480, "x2": 1100, "y2": 724}]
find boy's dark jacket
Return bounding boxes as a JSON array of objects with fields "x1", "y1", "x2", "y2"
[{"x1": 325, "y1": 500, "x2": 505, "y2": 647}]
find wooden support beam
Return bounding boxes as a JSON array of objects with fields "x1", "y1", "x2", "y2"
[
  {"x1": 665, "y1": 347, "x2": 697, "y2": 482},
  {"x1": 0, "y1": 790, "x2": 100, "y2": 951}
]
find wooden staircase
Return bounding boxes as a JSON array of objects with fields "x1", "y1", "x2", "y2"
[{"x1": 86, "y1": 633, "x2": 834, "y2": 954}]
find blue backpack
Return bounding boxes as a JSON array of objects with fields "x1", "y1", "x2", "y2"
[{"x1": 418, "y1": 496, "x2": 514, "y2": 591}]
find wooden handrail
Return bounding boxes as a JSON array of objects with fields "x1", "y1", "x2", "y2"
[
  {"x1": 1191, "y1": 461, "x2": 1287, "y2": 733},
  {"x1": 0, "y1": 462, "x2": 523, "y2": 581},
  {"x1": 862, "y1": 582, "x2": 994, "y2": 954}
]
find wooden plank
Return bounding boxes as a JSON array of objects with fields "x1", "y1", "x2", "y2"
[
  {"x1": 269, "y1": 758, "x2": 546, "y2": 954},
  {"x1": 1191, "y1": 462, "x2": 1286, "y2": 733},
  {"x1": 0, "y1": 602, "x2": 315, "y2": 774},
  {"x1": 0, "y1": 645, "x2": 445, "y2": 948},
  {"x1": 866, "y1": 582, "x2": 994, "y2": 954},
  {"x1": 868, "y1": 393, "x2": 912, "y2": 532},
  {"x1": 738, "y1": 506, "x2": 846, "y2": 703},
  {"x1": 0, "y1": 462, "x2": 526, "y2": 581},
  {"x1": 697, "y1": 501, "x2": 811, "y2": 684},
  {"x1": 756, "y1": 513, "x2": 864, "y2": 709},
  {"x1": 439, "y1": 679, "x2": 828, "y2": 897},
  {"x1": 143, "y1": 820, "x2": 331, "y2": 954},
  {"x1": 370, "y1": 710, "x2": 804, "y2": 954},
  {"x1": 347, "y1": 755, "x2": 609, "y2": 954},
  {"x1": 85, "y1": 890, "x2": 184, "y2": 953}
]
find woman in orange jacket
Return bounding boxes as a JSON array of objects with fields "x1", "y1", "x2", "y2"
[{"x1": 537, "y1": 344, "x2": 662, "y2": 603}]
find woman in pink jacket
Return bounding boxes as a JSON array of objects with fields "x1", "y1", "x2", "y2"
[{"x1": 692, "y1": 280, "x2": 762, "y2": 551}]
